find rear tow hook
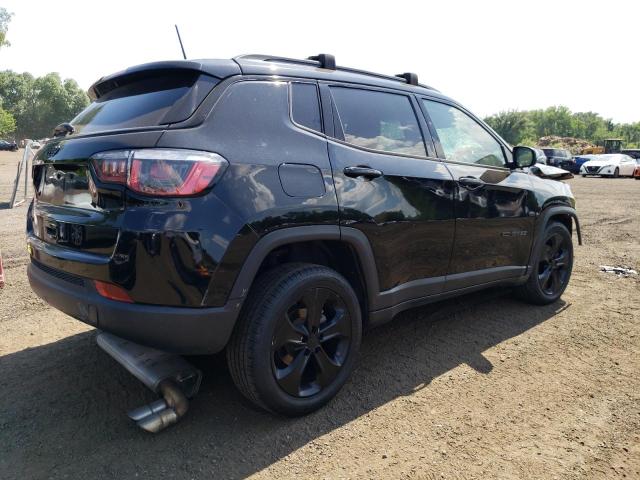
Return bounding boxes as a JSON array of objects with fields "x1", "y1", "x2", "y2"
[{"x1": 96, "y1": 331, "x2": 202, "y2": 433}]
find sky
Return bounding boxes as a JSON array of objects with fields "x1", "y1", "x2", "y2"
[{"x1": 0, "y1": 0, "x2": 638, "y2": 123}]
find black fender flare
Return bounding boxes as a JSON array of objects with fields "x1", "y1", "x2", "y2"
[
  {"x1": 528, "y1": 205, "x2": 582, "y2": 271},
  {"x1": 227, "y1": 225, "x2": 381, "y2": 311},
  {"x1": 536, "y1": 205, "x2": 582, "y2": 245}
]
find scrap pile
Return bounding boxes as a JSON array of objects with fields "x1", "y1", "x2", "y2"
[{"x1": 537, "y1": 136, "x2": 595, "y2": 155}]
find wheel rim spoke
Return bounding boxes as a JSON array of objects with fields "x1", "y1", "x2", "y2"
[
  {"x1": 302, "y1": 288, "x2": 329, "y2": 332},
  {"x1": 313, "y1": 346, "x2": 341, "y2": 388},
  {"x1": 272, "y1": 315, "x2": 306, "y2": 350},
  {"x1": 275, "y1": 349, "x2": 311, "y2": 396},
  {"x1": 554, "y1": 249, "x2": 567, "y2": 268},
  {"x1": 319, "y1": 308, "x2": 350, "y2": 342},
  {"x1": 538, "y1": 266, "x2": 552, "y2": 290},
  {"x1": 551, "y1": 269, "x2": 562, "y2": 291},
  {"x1": 548, "y1": 234, "x2": 560, "y2": 256}
]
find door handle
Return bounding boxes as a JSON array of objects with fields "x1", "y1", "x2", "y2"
[
  {"x1": 344, "y1": 166, "x2": 383, "y2": 179},
  {"x1": 458, "y1": 176, "x2": 485, "y2": 190}
]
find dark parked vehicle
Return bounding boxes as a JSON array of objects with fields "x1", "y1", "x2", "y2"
[
  {"x1": 541, "y1": 148, "x2": 576, "y2": 171},
  {"x1": 27, "y1": 54, "x2": 581, "y2": 420},
  {"x1": 532, "y1": 147, "x2": 548, "y2": 164},
  {"x1": 0, "y1": 139, "x2": 18, "y2": 151},
  {"x1": 621, "y1": 149, "x2": 640, "y2": 160}
]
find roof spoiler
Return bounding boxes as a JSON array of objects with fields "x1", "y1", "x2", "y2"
[{"x1": 87, "y1": 59, "x2": 240, "y2": 100}]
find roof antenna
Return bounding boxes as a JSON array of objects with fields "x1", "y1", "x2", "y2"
[{"x1": 175, "y1": 24, "x2": 187, "y2": 59}]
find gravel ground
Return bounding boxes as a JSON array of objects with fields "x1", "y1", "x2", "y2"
[{"x1": 0, "y1": 149, "x2": 638, "y2": 479}]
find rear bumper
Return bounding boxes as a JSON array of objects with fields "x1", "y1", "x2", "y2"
[{"x1": 28, "y1": 260, "x2": 242, "y2": 354}]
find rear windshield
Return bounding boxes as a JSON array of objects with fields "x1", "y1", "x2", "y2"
[{"x1": 71, "y1": 72, "x2": 217, "y2": 135}]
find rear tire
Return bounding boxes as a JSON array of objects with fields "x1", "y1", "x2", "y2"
[
  {"x1": 226, "y1": 263, "x2": 362, "y2": 416},
  {"x1": 613, "y1": 167, "x2": 619, "y2": 178},
  {"x1": 515, "y1": 222, "x2": 573, "y2": 305}
]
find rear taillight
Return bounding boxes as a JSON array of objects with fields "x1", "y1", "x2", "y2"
[
  {"x1": 91, "y1": 151, "x2": 129, "y2": 184},
  {"x1": 90, "y1": 149, "x2": 227, "y2": 196}
]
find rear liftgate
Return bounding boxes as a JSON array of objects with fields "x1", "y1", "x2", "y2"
[{"x1": 96, "y1": 332, "x2": 202, "y2": 433}]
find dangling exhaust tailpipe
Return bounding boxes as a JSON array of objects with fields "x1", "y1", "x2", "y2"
[
  {"x1": 127, "y1": 379, "x2": 189, "y2": 432},
  {"x1": 96, "y1": 331, "x2": 202, "y2": 433}
]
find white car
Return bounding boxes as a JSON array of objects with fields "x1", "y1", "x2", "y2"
[{"x1": 580, "y1": 154, "x2": 637, "y2": 178}]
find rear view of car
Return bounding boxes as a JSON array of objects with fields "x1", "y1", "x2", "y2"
[
  {"x1": 27, "y1": 63, "x2": 240, "y2": 354},
  {"x1": 541, "y1": 148, "x2": 575, "y2": 171}
]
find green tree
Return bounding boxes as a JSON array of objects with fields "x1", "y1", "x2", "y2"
[
  {"x1": 484, "y1": 105, "x2": 640, "y2": 149},
  {"x1": 0, "y1": 8, "x2": 12, "y2": 49},
  {"x1": 0, "y1": 70, "x2": 89, "y2": 139},
  {"x1": 484, "y1": 110, "x2": 531, "y2": 145},
  {"x1": 571, "y1": 112, "x2": 603, "y2": 139},
  {"x1": 528, "y1": 106, "x2": 575, "y2": 138},
  {"x1": 0, "y1": 107, "x2": 15, "y2": 136}
]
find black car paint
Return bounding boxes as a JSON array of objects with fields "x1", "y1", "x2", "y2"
[
  {"x1": 542, "y1": 148, "x2": 575, "y2": 171},
  {"x1": 0, "y1": 140, "x2": 18, "y2": 151},
  {"x1": 27, "y1": 57, "x2": 578, "y2": 354}
]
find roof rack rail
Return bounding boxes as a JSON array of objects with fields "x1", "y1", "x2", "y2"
[
  {"x1": 234, "y1": 54, "x2": 435, "y2": 90},
  {"x1": 307, "y1": 54, "x2": 336, "y2": 70},
  {"x1": 395, "y1": 72, "x2": 418, "y2": 86}
]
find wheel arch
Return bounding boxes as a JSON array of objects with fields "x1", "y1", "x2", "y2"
[
  {"x1": 528, "y1": 205, "x2": 582, "y2": 271},
  {"x1": 228, "y1": 226, "x2": 380, "y2": 321}
]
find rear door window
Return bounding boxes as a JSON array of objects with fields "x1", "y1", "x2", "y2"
[
  {"x1": 290, "y1": 82, "x2": 322, "y2": 132},
  {"x1": 329, "y1": 87, "x2": 427, "y2": 157},
  {"x1": 72, "y1": 72, "x2": 218, "y2": 135}
]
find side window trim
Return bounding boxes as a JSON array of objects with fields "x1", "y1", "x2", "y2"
[
  {"x1": 288, "y1": 80, "x2": 325, "y2": 136},
  {"x1": 417, "y1": 96, "x2": 446, "y2": 159},
  {"x1": 319, "y1": 82, "x2": 438, "y2": 161},
  {"x1": 409, "y1": 94, "x2": 437, "y2": 158},
  {"x1": 318, "y1": 83, "x2": 335, "y2": 138},
  {"x1": 419, "y1": 96, "x2": 511, "y2": 170}
]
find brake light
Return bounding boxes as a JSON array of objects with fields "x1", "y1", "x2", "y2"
[
  {"x1": 91, "y1": 151, "x2": 128, "y2": 184},
  {"x1": 90, "y1": 149, "x2": 227, "y2": 196},
  {"x1": 94, "y1": 280, "x2": 133, "y2": 303}
]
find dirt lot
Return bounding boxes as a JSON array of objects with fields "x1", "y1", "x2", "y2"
[{"x1": 0, "y1": 149, "x2": 638, "y2": 479}]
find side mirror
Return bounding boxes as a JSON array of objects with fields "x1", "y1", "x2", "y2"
[{"x1": 512, "y1": 146, "x2": 536, "y2": 169}]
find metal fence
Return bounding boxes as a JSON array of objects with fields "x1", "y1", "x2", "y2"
[{"x1": 9, "y1": 142, "x2": 35, "y2": 208}]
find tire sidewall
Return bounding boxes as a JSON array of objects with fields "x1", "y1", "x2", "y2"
[{"x1": 251, "y1": 268, "x2": 362, "y2": 415}]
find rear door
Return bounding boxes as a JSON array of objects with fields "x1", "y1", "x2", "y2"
[
  {"x1": 419, "y1": 98, "x2": 535, "y2": 290},
  {"x1": 321, "y1": 84, "x2": 456, "y2": 307}
]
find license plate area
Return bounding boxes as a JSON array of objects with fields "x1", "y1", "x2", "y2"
[
  {"x1": 38, "y1": 163, "x2": 93, "y2": 209},
  {"x1": 43, "y1": 220, "x2": 85, "y2": 247}
]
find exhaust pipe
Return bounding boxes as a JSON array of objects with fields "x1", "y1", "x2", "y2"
[{"x1": 96, "y1": 332, "x2": 202, "y2": 433}]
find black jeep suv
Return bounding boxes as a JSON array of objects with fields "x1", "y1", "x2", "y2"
[{"x1": 27, "y1": 54, "x2": 580, "y2": 416}]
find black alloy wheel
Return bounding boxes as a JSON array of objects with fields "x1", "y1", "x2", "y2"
[
  {"x1": 227, "y1": 263, "x2": 361, "y2": 416},
  {"x1": 271, "y1": 287, "x2": 351, "y2": 397},
  {"x1": 515, "y1": 222, "x2": 574, "y2": 305},
  {"x1": 537, "y1": 232, "x2": 570, "y2": 296}
]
